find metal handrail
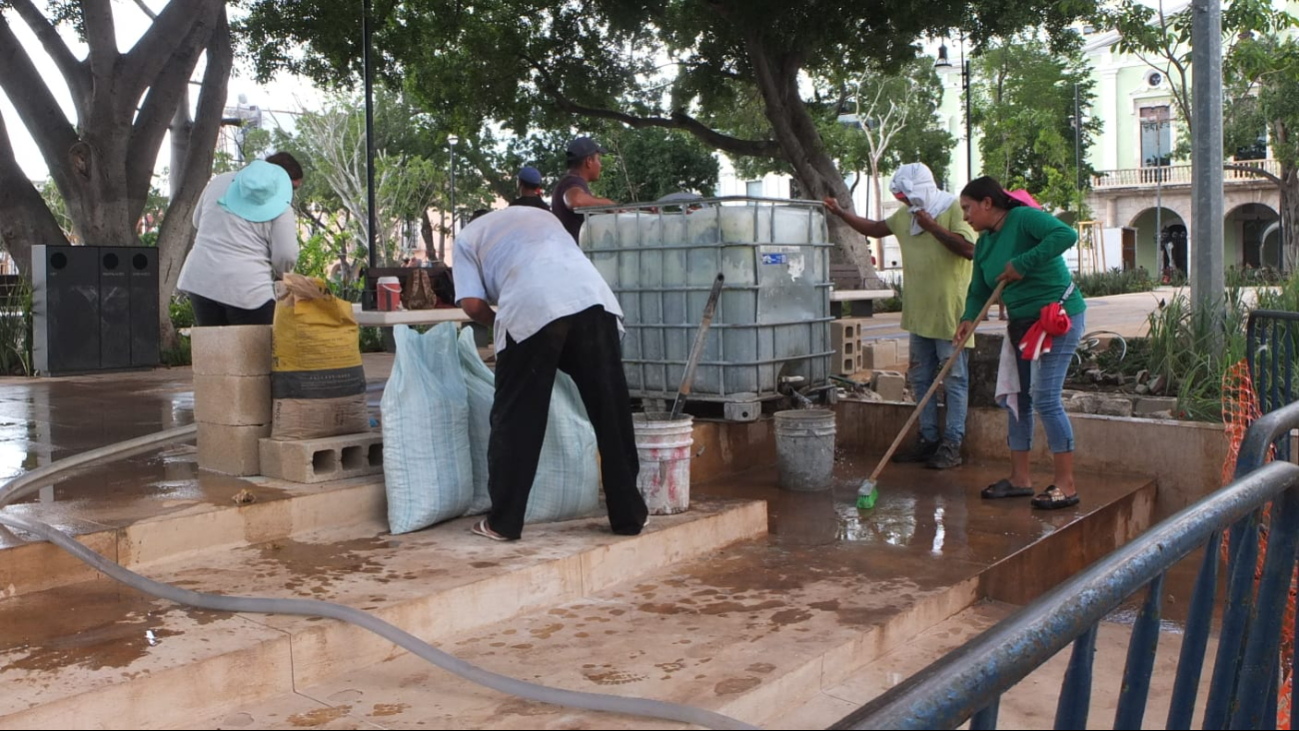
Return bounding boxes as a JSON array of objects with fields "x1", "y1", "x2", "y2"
[{"x1": 831, "y1": 399, "x2": 1299, "y2": 730}]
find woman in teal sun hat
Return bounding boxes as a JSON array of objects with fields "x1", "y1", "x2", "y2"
[{"x1": 178, "y1": 152, "x2": 304, "y2": 326}]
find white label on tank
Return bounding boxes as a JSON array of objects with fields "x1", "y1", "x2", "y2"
[{"x1": 759, "y1": 246, "x2": 805, "y2": 280}]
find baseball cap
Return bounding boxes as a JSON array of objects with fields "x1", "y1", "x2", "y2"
[
  {"x1": 518, "y1": 166, "x2": 543, "y2": 186},
  {"x1": 566, "y1": 136, "x2": 608, "y2": 160}
]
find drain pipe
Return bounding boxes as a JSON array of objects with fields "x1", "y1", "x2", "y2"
[{"x1": 0, "y1": 431, "x2": 757, "y2": 731}]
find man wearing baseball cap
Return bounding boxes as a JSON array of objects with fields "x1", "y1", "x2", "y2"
[
  {"x1": 508, "y1": 166, "x2": 550, "y2": 211},
  {"x1": 551, "y1": 136, "x2": 617, "y2": 243}
]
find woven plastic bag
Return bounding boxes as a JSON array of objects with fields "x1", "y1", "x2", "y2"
[{"x1": 381, "y1": 324, "x2": 473, "y2": 533}]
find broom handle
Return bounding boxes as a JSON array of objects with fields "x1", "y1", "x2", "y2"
[{"x1": 867, "y1": 280, "x2": 1008, "y2": 483}]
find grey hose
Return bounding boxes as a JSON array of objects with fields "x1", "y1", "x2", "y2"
[
  {"x1": 0, "y1": 425, "x2": 198, "y2": 509},
  {"x1": 0, "y1": 432, "x2": 756, "y2": 730}
]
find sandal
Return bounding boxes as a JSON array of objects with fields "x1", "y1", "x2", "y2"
[
  {"x1": 471, "y1": 519, "x2": 510, "y2": 542},
  {"x1": 1031, "y1": 486, "x2": 1080, "y2": 510},
  {"x1": 981, "y1": 479, "x2": 1034, "y2": 499}
]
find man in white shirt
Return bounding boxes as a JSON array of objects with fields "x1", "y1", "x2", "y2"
[{"x1": 453, "y1": 206, "x2": 647, "y2": 542}]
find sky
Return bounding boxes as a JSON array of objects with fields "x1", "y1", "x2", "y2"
[{"x1": 2, "y1": 0, "x2": 328, "y2": 182}]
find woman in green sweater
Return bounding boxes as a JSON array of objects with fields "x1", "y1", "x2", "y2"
[{"x1": 952, "y1": 177, "x2": 1087, "y2": 510}]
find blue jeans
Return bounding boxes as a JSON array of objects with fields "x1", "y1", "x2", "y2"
[
  {"x1": 1008, "y1": 310, "x2": 1086, "y2": 453},
  {"x1": 908, "y1": 333, "x2": 969, "y2": 444}
]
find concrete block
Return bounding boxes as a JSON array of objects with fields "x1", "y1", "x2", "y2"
[
  {"x1": 835, "y1": 353, "x2": 858, "y2": 376},
  {"x1": 260, "y1": 433, "x2": 383, "y2": 484},
  {"x1": 861, "y1": 339, "x2": 897, "y2": 370},
  {"x1": 1095, "y1": 397, "x2": 1134, "y2": 417},
  {"x1": 192, "y1": 325, "x2": 272, "y2": 376},
  {"x1": 198, "y1": 422, "x2": 270, "y2": 476},
  {"x1": 723, "y1": 401, "x2": 761, "y2": 422},
  {"x1": 871, "y1": 370, "x2": 907, "y2": 402},
  {"x1": 831, "y1": 319, "x2": 865, "y2": 361},
  {"x1": 193, "y1": 374, "x2": 272, "y2": 426},
  {"x1": 1134, "y1": 396, "x2": 1178, "y2": 416}
]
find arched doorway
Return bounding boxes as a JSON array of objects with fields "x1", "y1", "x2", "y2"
[
  {"x1": 1226, "y1": 203, "x2": 1281, "y2": 270},
  {"x1": 1128, "y1": 207, "x2": 1186, "y2": 276}
]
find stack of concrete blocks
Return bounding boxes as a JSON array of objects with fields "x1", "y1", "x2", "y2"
[
  {"x1": 192, "y1": 326, "x2": 273, "y2": 476},
  {"x1": 831, "y1": 318, "x2": 869, "y2": 375}
]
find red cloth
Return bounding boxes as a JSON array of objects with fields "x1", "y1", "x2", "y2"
[{"x1": 1018, "y1": 302, "x2": 1072, "y2": 361}]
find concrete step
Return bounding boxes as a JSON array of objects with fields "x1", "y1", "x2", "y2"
[
  {"x1": 775, "y1": 600, "x2": 1218, "y2": 730},
  {"x1": 0, "y1": 445, "x2": 387, "y2": 598},
  {"x1": 0, "y1": 500, "x2": 766, "y2": 730},
  {"x1": 180, "y1": 466, "x2": 1157, "y2": 730}
]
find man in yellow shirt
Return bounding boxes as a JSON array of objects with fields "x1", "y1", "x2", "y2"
[{"x1": 823, "y1": 163, "x2": 977, "y2": 469}]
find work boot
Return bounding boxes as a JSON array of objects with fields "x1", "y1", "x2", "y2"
[
  {"x1": 892, "y1": 436, "x2": 939, "y2": 464},
  {"x1": 926, "y1": 440, "x2": 964, "y2": 470}
]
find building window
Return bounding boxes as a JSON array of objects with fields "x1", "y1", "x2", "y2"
[
  {"x1": 746, "y1": 180, "x2": 763, "y2": 199},
  {"x1": 1236, "y1": 128, "x2": 1268, "y2": 161},
  {"x1": 1140, "y1": 106, "x2": 1172, "y2": 168}
]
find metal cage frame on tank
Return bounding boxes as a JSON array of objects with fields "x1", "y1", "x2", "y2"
[{"x1": 578, "y1": 197, "x2": 835, "y2": 420}]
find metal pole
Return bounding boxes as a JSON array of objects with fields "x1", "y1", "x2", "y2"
[
  {"x1": 448, "y1": 137, "x2": 458, "y2": 246},
  {"x1": 962, "y1": 38, "x2": 972, "y2": 184},
  {"x1": 1156, "y1": 117, "x2": 1164, "y2": 277},
  {"x1": 1191, "y1": 0, "x2": 1225, "y2": 322},
  {"x1": 1074, "y1": 83, "x2": 1082, "y2": 210},
  {"x1": 362, "y1": 0, "x2": 378, "y2": 309}
]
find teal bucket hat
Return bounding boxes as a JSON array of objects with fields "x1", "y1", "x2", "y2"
[{"x1": 218, "y1": 160, "x2": 293, "y2": 222}]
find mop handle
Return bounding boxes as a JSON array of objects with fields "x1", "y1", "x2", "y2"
[{"x1": 867, "y1": 280, "x2": 1008, "y2": 482}]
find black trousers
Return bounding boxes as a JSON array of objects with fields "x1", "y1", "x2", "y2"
[
  {"x1": 188, "y1": 293, "x2": 276, "y2": 326},
  {"x1": 487, "y1": 305, "x2": 646, "y2": 539}
]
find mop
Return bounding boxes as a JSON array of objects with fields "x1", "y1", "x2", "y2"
[{"x1": 856, "y1": 280, "x2": 1007, "y2": 509}]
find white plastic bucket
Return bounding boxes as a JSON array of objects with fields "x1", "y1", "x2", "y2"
[
  {"x1": 632, "y1": 412, "x2": 694, "y2": 514},
  {"x1": 774, "y1": 409, "x2": 836, "y2": 492}
]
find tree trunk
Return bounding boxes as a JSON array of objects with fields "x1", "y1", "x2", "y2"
[
  {"x1": 156, "y1": 8, "x2": 233, "y2": 350},
  {"x1": 0, "y1": 112, "x2": 68, "y2": 272},
  {"x1": 744, "y1": 36, "x2": 880, "y2": 285},
  {"x1": 1283, "y1": 163, "x2": 1299, "y2": 272}
]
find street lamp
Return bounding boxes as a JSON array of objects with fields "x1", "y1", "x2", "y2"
[
  {"x1": 936, "y1": 40, "x2": 972, "y2": 184},
  {"x1": 1140, "y1": 109, "x2": 1172, "y2": 277}
]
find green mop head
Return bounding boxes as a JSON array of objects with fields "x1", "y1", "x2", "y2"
[{"x1": 855, "y1": 479, "x2": 878, "y2": 510}]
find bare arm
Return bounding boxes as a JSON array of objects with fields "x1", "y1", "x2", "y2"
[
  {"x1": 565, "y1": 187, "x2": 615, "y2": 209},
  {"x1": 822, "y1": 197, "x2": 891, "y2": 239},
  {"x1": 459, "y1": 297, "x2": 496, "y2": 328},
  {"x1": 914, "y1": 210, "x2": 975, "y2": 260}
]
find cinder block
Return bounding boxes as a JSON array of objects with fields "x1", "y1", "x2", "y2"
[
  {"x1": 192, "y1": 325, "x2": 272, "y2": 376},
  {"x1": 861, "y1": 339, "x2": 898, "y2": 370},
  {"x1": 831, "y1": 323, "x2": 858, "y2": 356},
  {"x1": 895, "y1": 337, "x2": 911, "y2": 366},
  {"x1": 198, "y1": 422, "x2": 270, "y2": 476},
  {"x1": 871, "y1": 370, "x2": 908, "y2": 402},
  {"x1": 193, "y1": 374, "x2": 271, "y2": 426},
  {"x1": 835, "y1": 353, "x2": 858, "y2": 376},
  {"x1": 260, "y1": 433, "x2": 383, "y2": 484},
  {"x1": 1134, "y1": 396, "x2": 1178, "y2": 416}
]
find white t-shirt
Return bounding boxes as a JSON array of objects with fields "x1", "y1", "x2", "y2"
[
  {"x1": 178, "y1": 172, "x2": 299, "y2": 310},
  {"x1": 453, "y1": 206, "x2": 623, "y2": 352}
]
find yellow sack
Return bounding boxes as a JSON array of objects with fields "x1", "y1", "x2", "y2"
[{"x1": 271, "y1": 274, "x2": 369, "y2": 440}]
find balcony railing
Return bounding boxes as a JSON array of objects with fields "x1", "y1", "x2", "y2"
[{"x1": 1092, "y1": 158, "x2": 1280, "y2": 189}]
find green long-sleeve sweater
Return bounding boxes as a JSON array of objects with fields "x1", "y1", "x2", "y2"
[{"x1": 962, "y1": 206, "x2": 1087, "y2": 322}]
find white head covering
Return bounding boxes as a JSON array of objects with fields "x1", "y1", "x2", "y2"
[{"x1": 889, "y1": 162, "x2": 958, "y2": 236}]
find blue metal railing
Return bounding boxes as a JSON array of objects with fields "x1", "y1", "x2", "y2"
[
  {"x1": 830, "y1": 400, "x2": 1299, "y2": 730},
  {"x1": 1247, "y1": 309, "x2": 1299, "y2": 460}
]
